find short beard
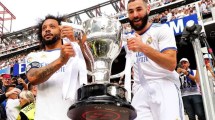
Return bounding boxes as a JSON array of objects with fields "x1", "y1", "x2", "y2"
[
  {"x1": 42, "y1": 35, "x2": 60, "y2": 46},
  {"x1": 129, "y1": 13, "x2": 149, "y2": 31}
]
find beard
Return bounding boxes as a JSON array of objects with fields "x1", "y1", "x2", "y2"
[
  {"x1": 129, "y1": 13, "x2": 149, "y2": 31},
  {"x1": 42, "y1": 35, "x2": 60, "y2": 46}
]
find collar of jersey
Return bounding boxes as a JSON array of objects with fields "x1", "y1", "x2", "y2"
[
  {"x1": 139, "y1": 23, "x2": 153, "y2": 35},
  {"x1": 45, "y1": 48, "x2": 61, "y2": 52}
]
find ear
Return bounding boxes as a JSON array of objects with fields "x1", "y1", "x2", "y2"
[{"x1": 147, "y1": 4, "x2": 151, "y2": 15}]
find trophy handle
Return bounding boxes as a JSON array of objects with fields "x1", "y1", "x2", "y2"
[
  {"x1": 61, "y1": 22, "x2": 84, "y2": 31},
  {"x1": 87, "y1": 70, "x2": 124, "y2": 78},
  {"x1": 87, "y1": 70, "x2": 94, "y2": 76}
]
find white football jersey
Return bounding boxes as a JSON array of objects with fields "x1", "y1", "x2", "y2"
[
  {"x1": 133, "y1": 23, "x2": 180, "y2": 86},
  {"x1": 25, "y1": 42, "x2": 87, "y2": 120}
]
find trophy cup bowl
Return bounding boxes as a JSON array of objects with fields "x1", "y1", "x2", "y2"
[{"x1": 67, "y1": 17, "x2": 137, "y2": 120}]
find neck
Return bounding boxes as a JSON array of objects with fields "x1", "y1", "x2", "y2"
[
  {"x1": 136, "y1": 22, "x2": 152, "y2": 35},
  {"x1": 45, "y1": 40, "x2": 62, "y2": 50}
]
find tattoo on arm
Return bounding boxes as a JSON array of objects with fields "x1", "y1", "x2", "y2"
[
  {"x1": 38, "y1": 66, "x2": 55, "y2": 78},
  {"x1": 27, "y1": 60, "x2": 63, "y2": 84}
]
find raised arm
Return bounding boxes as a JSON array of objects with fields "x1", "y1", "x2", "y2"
[
  {"x1": 27, "y1": 43, "x2": 75, "y2": 85},
  {"x1": 127, "y1": 33, "x2": 177, "y2": 71}
]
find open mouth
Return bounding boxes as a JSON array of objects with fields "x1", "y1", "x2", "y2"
[{"x1": 133, "y1": 19, "x2": 141, "y2": 24}]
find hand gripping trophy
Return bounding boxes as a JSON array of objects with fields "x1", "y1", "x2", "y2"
[{"x1": 66, "y1": 16, "x2": 137, "y2": 120}]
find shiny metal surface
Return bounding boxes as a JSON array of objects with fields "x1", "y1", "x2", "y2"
[
  {"x1": 67, "y1": 17, "x2": 137, "y2": 120},
  {"x1": 82, "y1": 17, "x2": 123, "y2": 83}
]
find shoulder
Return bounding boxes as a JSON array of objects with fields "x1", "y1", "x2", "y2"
[
  {"x1": 26, "y1": 51, "x2": 42, "y2": 58},
  {"x1": 190, "y1": 69, "x2": 196, "y2": 75},
  {"x1": 150, "y1": 23, "x2": 171, "y2": 34},
  {"x1": 151, "y1": 23, "x2": 169, "y2": 29},
  {"x1": 25, "y1": 51, "x2": 42, "y2": 64}
]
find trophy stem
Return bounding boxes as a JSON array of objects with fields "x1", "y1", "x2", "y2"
[{"x1": 93, "y1": 60, "x2": 112, "y2": 83}]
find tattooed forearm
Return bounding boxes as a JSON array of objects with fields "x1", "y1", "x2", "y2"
[
  {"x1": 27, "y1": 58, "x2": 64, "y2": 85},
  {"x1": 38, "y1": 65, "x2": 55, "y2": 78}
]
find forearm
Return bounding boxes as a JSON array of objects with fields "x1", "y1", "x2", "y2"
[
  {"x1": 140, "y1": 44, "x2": 177, "y2": 71},
  {"x1": 23, "y1": 84, "x2": 28, "y2": 90},
  {"x1": 27, "y1": 58, "x2": 64, "y2": 85},
  {"x1": 194, "y1": 70, "x2": 201, "y2": 83},
  {"x1": 187, "y1": 74, "x2": 196, "y2": 81}
]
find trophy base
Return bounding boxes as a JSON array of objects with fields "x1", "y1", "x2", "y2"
[{"x1": 67, "y1": 83, "x2": 136, "y2": 120}]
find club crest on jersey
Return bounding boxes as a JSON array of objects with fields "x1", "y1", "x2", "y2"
[
  {"x1": 146, "y1": 36, "x2": 153, "y2": 45},
  {"x1": 27, "y1": 57, "x2": 33, "y2": 63},
  {"x1": 41, "y1": 54, "x2": 47, "y2": 59}
]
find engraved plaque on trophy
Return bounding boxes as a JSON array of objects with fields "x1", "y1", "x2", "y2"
[{"x1": 67, "y1": 16, "x2": 137, "y2": 120}]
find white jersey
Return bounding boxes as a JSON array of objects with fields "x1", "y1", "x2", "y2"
[
  {"x1": 133, "y1": 23, "x2": 179, "y2": 86},
  {"x1": 131, "y1": 23, "x2": 184, "y2": 120},
  {"x1": 25, "y1": 43, "x2": 86, "y2": 120}
]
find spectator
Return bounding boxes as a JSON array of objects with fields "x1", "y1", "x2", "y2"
[
  {"x1": 200, "y1": 0, "x2": 209, "y2": 14},
  {"x1": 15, "y1": 77, "x2": 28, "y2": 91},
  {"x1": 203, "y1": 54, "x2": 215, "y2": 93},
  {"x1": 177, "y1": 58, "x2": 206, "y2": 120},
  {"x1": 17, "y1": 90, "x2": 35, "y2": 120},
  {"x1": 27, "y1": 83, "x2": 37, "y2": 97},
  {"x1": 0, "y1": 87, "x2": 20, "y2": 103},
  {"x1": 5, "y1": 85, "x2": 20, "y2": 120},
  {"x1": 1, "y1": 74, "x2": 12, "y2": 93}
]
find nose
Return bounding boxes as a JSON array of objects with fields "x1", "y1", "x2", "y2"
[
  {"x1": 45, "y1": 28, "x2": 51, "y2": 33},
  {"x1": 133, "y1": 10, "x2": 139, "y2": 18}
]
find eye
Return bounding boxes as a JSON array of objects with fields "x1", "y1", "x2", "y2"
[
  {"x1": 50, "y1": 25, "x2": 56, "y2": 29},
  {"x1": 136, "y1": 8, "x2": 142, "y2": 12},
  {"x1": 128, "y1": 10, "x2": 134, "y2": 14},
  {"x1": 42, "y1": 26, "x2": 47, "y2": 31}
]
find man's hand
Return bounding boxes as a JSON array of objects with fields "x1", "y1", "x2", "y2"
[
  {"x1": 60, "y1": 43, "x2": 76, "y2": 64},
  {"x1": 5, "y1": 88, "x2": 21, "y2": 97},
  {"x1": 177, "y1": 68, "x2": 183, "y2": 73},
  {"x1": 206, "y1": 63, "x2": 212, "y2": 71},
  {"x1": 127, "y1": 33, "x2": 144, "y2": 52},
  {"x1": 18, "y1": 78, "x2": 26, "y2": 85},
  {"x1": 179, "y1": 68, "x2": 189, "y2": 76},
  {"x1": 60, "y1": 26, "x2": 75, "y2": 42}
]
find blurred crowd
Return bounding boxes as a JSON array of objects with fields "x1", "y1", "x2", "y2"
[
  {"x1": 0, "y1": 40, "x2": 39, "y2": 57},
  {"x1": 0, "y1": 73, "x2": 37, "y2": 119},
  {"x1": 0, "y1": 52, "x2": 30, "y2": 70},
  {"x1": 150, "y1": 4, "x2": 197, "y2": 23},
  {"x1": 199, "y1": 0, "x2": 214, "y2": 16},
  {"x1": 150, "y1": 0, "x2": 215, "y2": 23},
  {"x1": 150, "y1": 0, "x2": 180, "y2": 10}
]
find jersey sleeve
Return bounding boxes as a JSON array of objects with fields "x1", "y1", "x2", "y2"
[
  {"x1": 158, "y1": 24, "x2": 177, "y2": 52},
  {"x1": 25, "y1": 52, "x2": 41, "y2": 72}
]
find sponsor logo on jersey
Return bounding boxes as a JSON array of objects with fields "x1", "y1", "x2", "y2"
[{"x1": 136, "y1": 52, "x2": 148, "y2": 63}]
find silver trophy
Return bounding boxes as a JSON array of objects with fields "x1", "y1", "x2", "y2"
[{"x1": 67, "y1": 16, "x2": 136, "y2": 120}]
